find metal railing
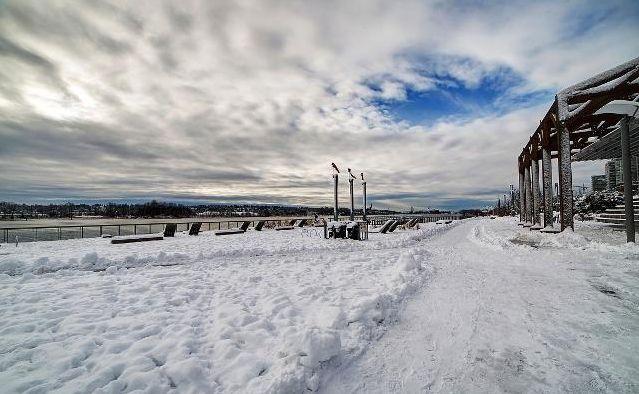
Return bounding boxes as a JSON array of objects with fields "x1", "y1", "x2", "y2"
[
  {"x1": 0, "y1": 218, "x2": 311, "y2": 244},
  {"x1": 0, "y1": 214, "x2": 462, "y2": 244},
  {"x1": 356, "y1": 214, "x2": 462, "y2": 226}
]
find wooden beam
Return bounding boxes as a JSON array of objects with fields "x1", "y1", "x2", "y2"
[
  {"x1": 561, "y1": 56, "x2": 639, "y2": 96},
  {"x1": 567, "y1": 66, "x2": 639, "y2": 101}
]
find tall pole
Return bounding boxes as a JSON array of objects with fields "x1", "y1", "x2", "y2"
[
  {"x1": 620, "y1": 116, "x2": 635, "y2": 242},
  {"x1": 333, "y1": 173, "x2": 339, "y2": 222},
  {"x1": 361, "y1": 173, "x2": 367, "y2": 223},
  {"x1": 348, "y1": 168, "x2": 355, "y2": 221},
  {"x1": 349, "y1": 178, "x2": 354, "y2": 221}
]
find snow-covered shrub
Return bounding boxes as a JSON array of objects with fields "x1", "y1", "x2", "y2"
[{"x1": 575, "y1": 191, "x2": 622, "y2": 219}]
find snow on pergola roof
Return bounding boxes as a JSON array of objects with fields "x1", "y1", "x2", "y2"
[{"x1": 519, "y1": 56, "x2": 639, "y2": 165}]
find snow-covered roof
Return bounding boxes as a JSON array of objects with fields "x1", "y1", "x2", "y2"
[{"x1": 519, "y1": 56, "x2": 639, "y2": 165}]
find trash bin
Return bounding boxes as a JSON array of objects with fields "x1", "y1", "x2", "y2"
[
  {"x1": 334, "y1": 223, "x2": 347, "y2": 238},
  {"x1": 346, "y1": 222, "x2": 360, "y2": 240},
  {"x1": 327, "y1": 221, "x2": 347, "y2": 238}
]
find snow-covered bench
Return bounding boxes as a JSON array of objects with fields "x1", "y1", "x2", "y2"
[
  {"x1": 215, "y1": 221, "x2": 251, "y2": 236},
  {"x1": 111, "y1": 233, "x2": 164, "y2": 244}
]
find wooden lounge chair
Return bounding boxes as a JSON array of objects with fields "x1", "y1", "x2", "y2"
[
  {"x1": 164, "y1": 223, "x2": 177, "y2": 237},
  {"x1": 189, "y1": 222, "x2": 202, "y2": 236},
  {"x1": 369, "y1": 219, "x2": 395, "y2": 234},
  {"x1": 406, "y1": 218, "x2": 420, "y2": 228},
  {"x1": 215, "y1": 221, "x2": 251, "y2": 236},
  {"x1": 387, "y1": 220, "x2": 402, "y2": 233}
]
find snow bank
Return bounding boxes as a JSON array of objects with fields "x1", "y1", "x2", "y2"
[
  {"x1": 0, "y1": 221, "x2": 458, "y2": 277},
  {"x1": 0, "y1": 223, "x2": 452, "y2": 392},
  {"x1": 468, "y1": 223, "x2": 515, "y2": 250},
  {"x1": 469, "y1": 218, "x2": 639, "y2": 258},
  {"x1": 537, "y1": 229, "x2": 589, "y2": 248}
]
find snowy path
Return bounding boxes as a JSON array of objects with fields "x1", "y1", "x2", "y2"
[{"x1": 322, "y1": 219, "x2": 639, "y2": 393}]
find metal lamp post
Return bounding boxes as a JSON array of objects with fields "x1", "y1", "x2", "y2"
[
  {"x1": 361, "y1": 172, "x2": 367, "y2": 223},
  {"x1": 594, "y1": 100, "x2": 639, "y2": 243},
  {"x1": 348, "y1": 169, "x2": 356, "y2": 220},
  {"x1": 331, "y1": 163, "x2": 340, "y2": 222}
]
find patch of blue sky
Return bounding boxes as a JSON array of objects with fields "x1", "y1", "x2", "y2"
[{"x1": 371, "y1": 66, "x2": 554, "y2": 126}]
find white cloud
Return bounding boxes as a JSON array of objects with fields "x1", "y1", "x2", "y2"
[{"x1": 0, "y1": 0, "x2": 637, "y2": 209}]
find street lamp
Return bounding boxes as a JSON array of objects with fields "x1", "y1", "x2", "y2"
[
  {"x1": 595, "y1": 100, "x2": 639, "y2": 242},
  {"x1": 331, "y1": 163, "x2": 340, "y2": 222},
  {"x1": 361, "y1": 172, "x2": 367, "y2": 223},
  {"x1": 348, "y1": 169, "x2": 356, "y2": 220}
]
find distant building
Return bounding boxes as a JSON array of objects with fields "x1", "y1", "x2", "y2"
[
  {"x1": 614, "y1": 156, "x2": 639, "y2": 185},
  {"x1": 591, "y1": 175, "x2": 606, "y2": 192},
  {"x1": 605, "y1": 160, "x2": 617, "y2": 190},
  {"x1": 603, "y1": 157, "x2": 639, "y2": 191}
]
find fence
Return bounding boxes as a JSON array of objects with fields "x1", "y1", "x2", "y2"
[
  {"x1": 0, "y1": 214, "x2": 462, "y2": 244},
  {"x1": 362, "y1": 214, "x2": 462, "y2": 226},
  {"x1": 0, "y1": 218, "x2": 309, "y2": 244}
]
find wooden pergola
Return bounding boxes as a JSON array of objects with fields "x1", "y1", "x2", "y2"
[{"x1": 518, "y1": 56, "x2": 639, "y2": 232}]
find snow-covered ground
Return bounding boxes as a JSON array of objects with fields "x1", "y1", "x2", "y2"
[
  {"x1": 322, "y1": 218, "x2": 639, "y2": 393},
  {"x1": 0, "y1": 223, "x2": 452, "y2": 393},
  {"x1": 1, "y1": 218, "x2": 638, "y2": 393}
]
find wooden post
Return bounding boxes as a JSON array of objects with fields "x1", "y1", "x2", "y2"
[
  {"x1": 620, "y1": 116, "x2": 635, "y2": 242},
  {"x1": 518, "y1": 161, "x2": 525, "y2": 225},
  {"x1": 524, "y1": 163, "x2": 532, "y2": 226},
  {"x1": 557, "y1": 121, "x2": 574, "y2": 230},
  {"x1": 541, "y1": 142, "x2": 555, "y2": 231},
  {"x1": 531, "y1": 145, "x2": 542, "y2": 230}
]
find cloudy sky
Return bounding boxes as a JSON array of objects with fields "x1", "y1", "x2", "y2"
[{"x1": 1, "y1": 0, "x2": 638, "y2": 210}]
